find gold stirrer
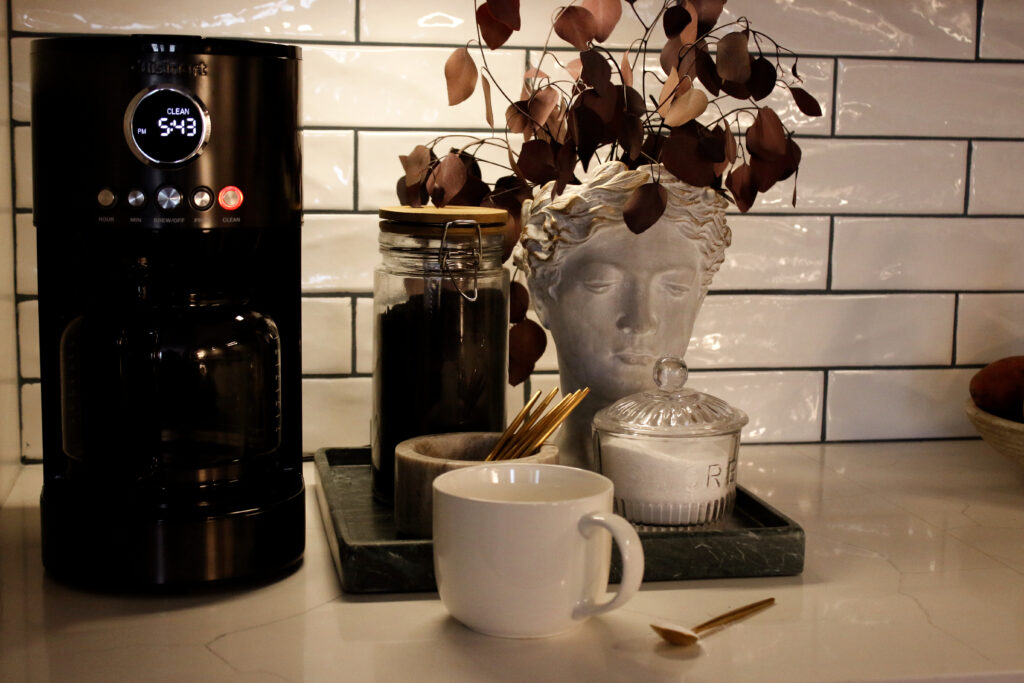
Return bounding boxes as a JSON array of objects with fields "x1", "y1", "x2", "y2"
[{"x1": 485, "y1": 387, "x2": 590, "y2": 461}]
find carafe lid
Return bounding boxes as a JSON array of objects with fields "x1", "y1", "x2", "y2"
[{"x1": 592, "y1": 357, "x2": 749, "y2": 437}]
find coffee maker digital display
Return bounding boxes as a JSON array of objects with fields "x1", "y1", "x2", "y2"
[
  {"x1": 125, "y1": 86, "x2": 211, "y2": 165},
  {"x1": 32, "y1": 36, "x2": 304, "y2": 588}
]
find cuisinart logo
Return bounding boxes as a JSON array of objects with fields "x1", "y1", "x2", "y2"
[{"x1": 134, "y1": 59, "x2": 209, "y2": 77}]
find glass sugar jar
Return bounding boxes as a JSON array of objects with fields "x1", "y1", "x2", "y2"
[
  {"x1": 592, "y1": 356, "x2": 749, "y2": 526},
  {"x1": 372, "y1": 206, "x2": 510, "y2": 504}
]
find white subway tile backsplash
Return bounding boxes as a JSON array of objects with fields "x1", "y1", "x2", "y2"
[
  {"x1": 20, "y1": 383, "x2": 41, "y2": 459},
  {"x1": 15, "y1": 214, "x2": 36, "y2": 296},
  {"x1": 754, "y1": 139, "x2": 967, "y2": 214},
  {"x1": 301, "y1": 377, "x2": 371, "y2": 453},
  {"x1": 956, "y1": 294, "x2": 1024, "y2": 365},
  {"x1": 16, "y1": 300, "x2": 38, "y2": 379},
  {"x1": 827, "y1": 369, "x2": 976, "y2": 440},
  {"x1": 832, "y1": 218, "x2": 1024, "y2": 291},
  {"x1": 301, "y1": 130, "x2": 354, "y2": 210},
  {"x1": 301, "y1": 298, "x2": 352, "y2": 375},
  {"x1": 717, "y1": 216, "x2": 829, "y2": 290},
  {"x1": 970, "y1": 142, "x2": 1024, "y2": 214},
  {"x1": 12, "y1": 0, "x2": 355, "y2": 40},
  {"x1": 300, "y1": 214, "x2": 377, "y2": 293},
  {"x1": 981, "y1": 0, "x2": 1024, "y2": 60},
  {"x1": 687, "y1": 371, "x2": 824, "y2": 443},
  {"x1": 836, "y1": 60, "x2": 1024, "y2": 138},
  {"x1": 689, "y1": 294, "x2": 955, "y2": 368},
  {"x1": 302, "y1": 45, "x2": 525, "y2": 129}
]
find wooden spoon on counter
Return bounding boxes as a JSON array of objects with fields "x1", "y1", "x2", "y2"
[{"x1": 651, "y1": 597, "x2": 775, "y2": 647}]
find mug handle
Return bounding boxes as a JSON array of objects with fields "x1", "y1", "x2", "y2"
[{"x1": 573, "y1": 511, "x2": 645, "y2": 620}]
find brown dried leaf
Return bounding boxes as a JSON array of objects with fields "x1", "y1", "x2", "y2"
[
  {"x1": 618, "y1": 112, "x2": 644, "y2": 159},
  {"x1": 698, "y1": 126, "x2": 726, "y2": 164},
  {"x1": 662, "y1": 123, "x2": 716, "y2": 187},
  {"x1": 694, "y1": 43, "x2": 721, "y2": 95},
  {"x1": 715, "y1": 31, "x2": 751, "y2": 83},
  {"x1": 581, "y1": 0, "x2": 622, "y2": 43},
  {"x1": 399, "y1": 144, "x2": 432, "y2": 186},
  {"x1": 529, "y1": 86, "x2": 560, "y2": 127},
  {"x1": 482, "y1": 74, "x2": 494, "y2": 128},
  {"x1": 506, "y1": 100, "x2": 531, "y2": 134},
  {"x1": 510, "y1": 280, "x2": 530, "y2": 323},
  {"x1": 657, "y1": 66, "x2": 681, "y2": 117},
  {"x1": 554, "y1": 6, "x2": 598, "y2": 51},
  {"x1": 517, "y1": 139, "x2": 558, "y2": 184},
  {"x1": 444, "y1": 47, "x2": 478, "y2": 106},
  {"x1": 477, "y1": 3, "x2": 514, "y2": 50},
  {"x1": 623, "y1": 182, "x2": 668, "y2": 234},
  {"x1": 680, "y1": 1, "x2": 699, "y2": 44},
  {"x1": 396, "y1": 176, "x2": 427, "y2": 207},
  {"x1": 691, "y1": 0, "x2": 727, "y2": 34},
  {"x1": 508, "y1": 318, "x2": 547, "y2": 386},
  {"x1": 663, "y1": 3, "x2": 692, "y2": 38},
  {"x1": 726, "y1": 163, "x2": 757, "y2": 213},
  {"x1": 660, "y1": 35, "x2": 682, "y2": 75},
  {"x1": 746, "y1": 107, "x2": 788, "y2": 161},
  {"x1": 570, "y1": 103, "x2": 604, "y2": 171},
  {"x1": 620, "y1": 50, "x2": 633, "y2": 88},
  {"x1": 714, "y1": 123, "x2": 737, "y2": 175},
  {"x1": 663, "y1": 86, "x2": 707, "y2": 127},
  {"x1": 426, "y1": 153, "x2": 468, "y2": 207},
  {"x1": 448, "y1": 175, "x2": 490, "y2": 207},
  {"x1": 790, "y1": 86, "x2": 823, "y2": 117},
  {"x1": 750, "y1": 137, "x2": 802, "y2": 191},
  {"x1": 748, "y1": 56, "x2": 777, "y2": 101},
  {"x1": 487, "y1": 0, "x2": 521, "y2": 31},
  {"x1": 580, "y1": 49, "x2": 612, "y2": 93}
]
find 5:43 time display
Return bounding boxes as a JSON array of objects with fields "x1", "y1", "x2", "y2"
[{"x1": 158, "y1": 116, "x2": 199, "y2": 138}]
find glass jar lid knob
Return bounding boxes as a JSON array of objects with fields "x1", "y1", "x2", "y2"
[{"x1": 653, "y1": 356, "x2": 688, "y2": 393}]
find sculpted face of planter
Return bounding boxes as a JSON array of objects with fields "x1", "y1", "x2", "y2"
[{"x1": 515, "y1": 161, "x2": 731, "y2": 470}]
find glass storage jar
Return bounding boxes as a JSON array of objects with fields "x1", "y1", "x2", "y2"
[
  {"x1": 592, "y1": 356, "x2": 748, "y2": 525},
  {"x1": 372, "y1": 206, "x2": 510, "y2": 503}
]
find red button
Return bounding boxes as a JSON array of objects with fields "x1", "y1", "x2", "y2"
[{"x1": 218, "y1": 185, "x2": 244, "y2": 210}]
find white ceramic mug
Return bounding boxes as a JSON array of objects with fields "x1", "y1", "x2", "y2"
[{"x1": 432, "y1": 463, "x2": 644, "y2": 638}]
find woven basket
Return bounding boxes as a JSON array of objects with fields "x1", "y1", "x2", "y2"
[{"x1": 965, "y1": 399, "x2": 1024, "y2": 469}]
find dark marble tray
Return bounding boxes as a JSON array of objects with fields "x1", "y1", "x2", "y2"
[{"x1": 314, "y1": 447, "x2": 805, "y2": 594}]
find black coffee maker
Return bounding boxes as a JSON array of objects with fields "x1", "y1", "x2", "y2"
[{"x1": 32, "y1": 36, "x2": 304, "y2": 587}]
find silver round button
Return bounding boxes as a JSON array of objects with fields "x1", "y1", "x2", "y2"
[
  {"x1": 97, "y1": 188, "x2": 116, "y2": 208},
  {"x1": 191, "y1": 187, "x2": 213, "y2": 210},
  {"x1": 127, "y1": 189, "x2": 146, "y2": 208},
  {"x1": 156, "y1": 186, "x2": 182, "y2": 211}
]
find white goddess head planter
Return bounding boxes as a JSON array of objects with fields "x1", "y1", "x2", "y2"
[{"x1": 514, "y1": 161, "x2": 731, "y2": 470}]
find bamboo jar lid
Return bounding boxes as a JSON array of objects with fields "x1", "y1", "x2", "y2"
[{"x1": 378, "y1": 205, "x2": 509, "y2": 226}]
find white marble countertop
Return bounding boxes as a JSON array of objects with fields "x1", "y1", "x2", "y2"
[{"x1": 3, "y1": 440, "x2": 1024, "y2": 682}]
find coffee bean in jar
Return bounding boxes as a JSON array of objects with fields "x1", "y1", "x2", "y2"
[{"x1": 372, "y1": 206, "x2": 509, "y2": 504}]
